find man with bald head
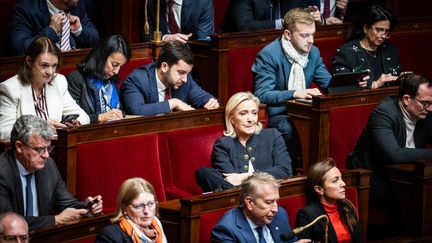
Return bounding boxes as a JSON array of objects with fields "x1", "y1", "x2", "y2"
[
  {"x1": 10, "y1": 0, "x2": 99, "y2": 55},
  {"x1": 0, "y1": 212, "x2": 29, "y2": 243}
]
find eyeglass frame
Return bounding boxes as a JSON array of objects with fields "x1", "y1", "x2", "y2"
[
  {"x1": 371, "y1": 26, "x2": 391, "y2": 38},
  {"x1": 0, "y1": 233, "x2": 30, "y2": 241},
  {"x1": 411, "y1": 96, "x2": 432, "y2": 110},
  {"x1": 20, "y1": 141, "x2": 54, "y2": 155},
  {"x1": 130, "y1": 201, "x2": 158, "y2": 211}
]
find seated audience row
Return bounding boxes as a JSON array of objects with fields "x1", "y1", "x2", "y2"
[{"x1": 0, "y1": 36, "x2": 219, "y2": 140}]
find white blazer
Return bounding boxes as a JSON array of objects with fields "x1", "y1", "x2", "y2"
[{"x1": 0, "y1": 74, "x2": 90, "y2": 140}]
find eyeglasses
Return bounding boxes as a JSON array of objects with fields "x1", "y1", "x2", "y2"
[
  {"x1": 371, "y1": 26, "x2": 391, "y2": 38},
  {"x1": 130, "y1": 201, "x2": 157, "y2": 210},
  {"x1": 20, "y1": 141, "x2": 54, "y2": 155},
  {"x1": 1, "y1": 234, "x2": 30, "y2": 241},
  {"x1": 412, "y1": 97, "x2": 432, "y2": 109}
]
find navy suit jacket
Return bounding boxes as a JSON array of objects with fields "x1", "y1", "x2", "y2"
[
  {"x1": 10, "y1": 0, "x2": 99, "y2": 55},
  {"x1": 0, "y1": 150, "x2": 85, "y2": 230},
  {"x1": 120, "y1": 62, "x2": 216, "y2": 116},
  {"x1": 212, "y1": 128, "x2": 292, "y2": 179},
  {"x1": 144, "y1": 0, "x2": 214, "y2": 41},
  {"x1": 212, "y1": 207, "x2": 297, "y2": 243},
  {"x1": 221, "y1": 0, "x2": 311, "y2": 32}
]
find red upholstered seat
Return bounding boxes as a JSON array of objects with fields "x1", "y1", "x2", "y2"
[
  {"x1": 200, "y1": 208, "x2": 230, "y2": 243},
  {"x1": 227, "y1": 46, "x2": 263, "y2": 97},
  {"x1": 159, "y1": 125, "x2": 224, "y2": 199},
  {"x1": 75, "y1": 134, "x2": 166, "y2": 212},
  {"x1": 329, "y1": 105, "x2": 376, "y2": 170},
  {"x1": 391, "y1": 30, "x2": 432, "y2": 79},
  {"x1": 60, "y1": 66, "x2": 76, "y2": 76},
  {"x1": 118, "y1": 58, "x2": 154, "y2": 88},
  {"x1": 279, "y1": 195, "x2": 307, "y2": 228},
  {"x1": 314, "y1": 36, "x2": 346, "y2": 70},
  {"x1": 213, "y1": 0, "x2": 229, "y2": 33}
]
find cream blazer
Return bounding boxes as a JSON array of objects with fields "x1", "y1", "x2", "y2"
[{"x1": 0, "y1": 74, "x2": 90, "y2": 140}]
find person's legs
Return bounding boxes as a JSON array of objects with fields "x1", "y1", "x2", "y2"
[
  {"x1": 267, "y1": 115, "x2": 302, "y2": 174},
  {"x1": 195, "y1": 167, "x2": 235, "y2": 192}
]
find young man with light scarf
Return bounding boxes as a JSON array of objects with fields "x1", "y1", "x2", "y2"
[{"x1": 252, "y1": 8, "x2": 331, "y2": 166}]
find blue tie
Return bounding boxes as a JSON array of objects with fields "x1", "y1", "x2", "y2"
[
  {"x1": 25, "y1": 173, "x2": 33, "y2": 217},
  {"x1": 256, "y1": 226, "x2": 266, "y2": 243}
]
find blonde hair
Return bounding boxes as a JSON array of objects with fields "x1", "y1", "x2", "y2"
[
  {"x1": 240, "y1": 172, "x2": 280, "y2": 208},
  {"x1": 223, "y1": 92, "x2": 263, "y2": 138},
  {"x1": 111, "y1": 178, "x2": 157, "y2": 223},
  {"x1": 283, "y1": 8, "x2": 315, "y2": 31}
]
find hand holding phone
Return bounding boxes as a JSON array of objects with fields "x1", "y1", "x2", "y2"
[
  {"x1": 86, "y1": 198, "x2": 99, "y2": 210},
  {"x1": 61, "y1": 114, "x2": 79, "y2": 124}
]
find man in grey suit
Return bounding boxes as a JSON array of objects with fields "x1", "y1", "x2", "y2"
[{"x1": 0, "y1": 115, "x2": 103, "y2": 230}]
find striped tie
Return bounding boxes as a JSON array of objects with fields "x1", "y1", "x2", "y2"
[{"x1": 60, "y1": 13, "x2": 71, "y2": 51}]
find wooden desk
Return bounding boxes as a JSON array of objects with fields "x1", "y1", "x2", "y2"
[
  {"x1": 30, "y1": 212, "x2": 113, "y2": 243},
  {"x1": 387, "y1": 160, "x2": 432, "y2": 236},
  {"x1": 286, "y1": 87, "x2": 398, "y2": 172},
  {"x1": 159, "y1": 169, "x2": 371, "y2": 243}
]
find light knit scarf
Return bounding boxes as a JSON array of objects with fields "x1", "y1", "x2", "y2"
[{"x1": 281, "y1": 35, "x2": 309, "y2": 90}]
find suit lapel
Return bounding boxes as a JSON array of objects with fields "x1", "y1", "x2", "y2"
[
  {"x1": 314, "y1": 202, "x2": 338, "y2": 243},
  {"x1": 7, "y1": 152, "x2": 25, "y2": 215},
  {"x1": 148, "y1": 64, "x2": 161, "y2": 103},
  {"x1": 45, "y1": 82, "x2": 63, "y2": 121},
  {"x1": 20, "y1": 85, "x2": 36, "y2": 116},
  {"x1": 34, "y1": 165, "x2": 49, "y2": 216},
  {"x1": 180, "y1": 0, "x2": 192, "y2": 30},
  {"x1": 234, "y1": 208, "x2": 258, "y2": 242}
]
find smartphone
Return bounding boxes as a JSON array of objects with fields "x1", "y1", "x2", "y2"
[
  {"x1": 61, "y1": 114, "x2": 79, "y2": 123},
  {"x1": 86, "y1": 198, "x2": 99, "y2": 209}
]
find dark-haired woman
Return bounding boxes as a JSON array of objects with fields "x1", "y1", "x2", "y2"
[
  {"x1": 296, "y1": 158, "x2": 360, "y2": 243},
  {"x1": 332, "y1": 4, "x2": 400, "y2": 89},
  {"x1": 66, "y1": 35, "x2": 131, "y2": 123}
]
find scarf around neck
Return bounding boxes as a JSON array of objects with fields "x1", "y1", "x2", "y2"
[
  {"x1": 119, "y1": 216, "x2": 163, "y2": 243},
  {"x1": 281, "y1": 35, "x2": 309, "y2": 91}
]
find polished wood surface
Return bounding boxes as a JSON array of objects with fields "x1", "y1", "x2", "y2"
[
  {"x1": 159, "y1": 169, "x2": 371, "y2": 243},
  {"x1": 387, "y1": 160, "x2": 432, "y2": 236},
  {"x1": 286, "y1": 87, "x2": 399, "y2": 172},
  {"x1": 30, "y1": 212, "x2": 113, "y2": 243}
]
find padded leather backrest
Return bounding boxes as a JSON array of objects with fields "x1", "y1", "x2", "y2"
[
  {"x1": 75, "y1": 133, "x2": 166, "y2": 212},
  {"x1": 118, "y1": 58, "x2": 154, "y2": 88},
  {"x1": 314, "y1": 36, "x2": 346, "y2": 70},
  {"x1": 329, "y1": 105, "x2": 376, "y2": 170}
]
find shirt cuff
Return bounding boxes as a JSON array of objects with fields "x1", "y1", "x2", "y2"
[{"x1": 71, "y1": 25, "x2": 82, "y2": 36}]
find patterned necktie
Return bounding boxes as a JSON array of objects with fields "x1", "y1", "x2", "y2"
[
  {"x1": 25, "y1": 173, "x2": 34, "y2": 217},
  {"x1": 60, "y1": 12, "x2": 71, "y2": 51},
  {"x1": 164, "y1": 88, "x2": 171, "y2": 100},
  {"x1": 256, "y1": 226, "x2": 266, "y2": 243},
  {"x1": 167, "y1": 0, "x2": 180, "y2": 34},
  {"x1": 323, "y1": 0, "x2": 331, "y2": 18}
]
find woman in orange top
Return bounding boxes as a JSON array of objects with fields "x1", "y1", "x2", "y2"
[
  {"x1": 95, "y1": 178, "x2": 167, "y2": 243},
  {"x1": 296, "y1": 158, "x2": 360, "y2": 243}
]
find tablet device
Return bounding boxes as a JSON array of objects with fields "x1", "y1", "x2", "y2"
[{"x1": 326, "y1": 70, "x2": 369, "y2": 94}]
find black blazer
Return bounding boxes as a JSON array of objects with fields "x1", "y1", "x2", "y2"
[
  {"x1": 221, "y1": 0, "x2": 311, "y2": 32},
  {"x1": 66, "y1": 70, "x2": 121, "y2": 123},
  {"x1": 0, "y1": 150, "x2": 85, "y2": 230},
  {"x1": 296, "y1": 201, "x2": 361, "y2": 243},
  {"x1": 95, "y1": 224, "x2": 133, "y2": 243}
]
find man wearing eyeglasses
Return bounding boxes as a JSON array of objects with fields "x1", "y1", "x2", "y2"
[
  {"x1": 0, "y1": 115, "x2": 103, "y2": 230},
  {"x1": 0, "y1": 212, "x2": 29, "y2": 243},
  {"x1": 348, "y1": 73, "x2": 432, "y2": 234}
]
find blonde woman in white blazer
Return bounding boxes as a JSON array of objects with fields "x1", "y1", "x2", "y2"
[{"x1": 0, "y1": 37, "x2": 89, "y2": 140}]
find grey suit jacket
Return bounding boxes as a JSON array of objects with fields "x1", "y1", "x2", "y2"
[{"x1": 0, "y1": 150, "x2": 85, "y2": 230}]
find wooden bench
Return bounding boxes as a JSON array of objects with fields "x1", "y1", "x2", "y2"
[{"x1": 158, "y1": 168, "x2": 371, "y2": 243}]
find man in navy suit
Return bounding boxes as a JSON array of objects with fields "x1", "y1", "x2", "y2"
[
  {"x1": 120, "y1": 41, "x2": 219, "y2": 116},
  {"x1": 0, "y1": 115, "x2": 103, "y2": 230},
  {"x1": 10, "y1": 0, "x2": 99, "y2": 55},
  {"x1": 212, "y1": 172, "x2": 310, "y2": 243},
  {"x1": 144, "y1": 0, "x2": 214, "y2": 43}
]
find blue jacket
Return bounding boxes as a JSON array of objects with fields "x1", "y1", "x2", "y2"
[
  {"x1": 10, "y1": 0, "x2": 99, "y2": 55},
  {"x1": 253, "y1": 37, "x2": 331, "y2": 119},
  {"x1": 212, "y1": 206, "x2": 297, "y2": 243},
  {"x1": 144, "y1": 0, "x2": 214, "y2": 41},
  {"x1": 120, "y1": 62, "x2": 216, "y2": 116}
]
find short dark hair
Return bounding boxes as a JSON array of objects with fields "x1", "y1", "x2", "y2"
[
  {"x1": 18, "y1": 37, "x2": 61, "y2": 85},
  {"x1": 156, "y1": 41, "x2": 194, "y2": 68},
  {"x1": 348, "y1": 4, "x2": 397, "y2": 41},
  {"x1": 398, "y1": 74, "x2": 432, "y2": 100},
  {"x1": 77, "y1": 35, "x2": 131, "y2": 81}
]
